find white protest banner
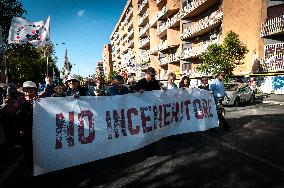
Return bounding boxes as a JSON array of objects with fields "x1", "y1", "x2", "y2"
[
  {"x1": 33, "y1": 88, "x2": 218, "y2": 176},
  {"x1": 8, "y1": 16, "x2": 50, "y2": 46}
]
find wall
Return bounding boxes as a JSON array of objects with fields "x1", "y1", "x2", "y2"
[{"x1": 222, "y1": 0, "x2": 267, "y2": 75}]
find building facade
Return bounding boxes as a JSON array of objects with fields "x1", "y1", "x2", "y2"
[
  {"x1": 95, "y1": 61, "x2": 104, "y2": 79},
  {"x1": 106, "y1": 0, "x2": 283, "y2": 80},
  {"x1": 102, "y1": 44, "x2": 113, "y2": 78},
  {"x1": 260, "y1": 0, "x2": 284, "y2": 73}
]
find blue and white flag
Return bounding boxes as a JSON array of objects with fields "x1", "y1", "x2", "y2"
[{"x1": 8, "y1": 16, "x2": 50, "y2": 46}]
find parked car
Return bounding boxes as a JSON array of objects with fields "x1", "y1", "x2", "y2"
[{"x1": 222, "y1": 83, "x2": 255, "y2": 106}]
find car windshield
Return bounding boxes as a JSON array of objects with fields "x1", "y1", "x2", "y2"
[{"x1": 225, "y1": 84, "x2": 239, "y2": 91}]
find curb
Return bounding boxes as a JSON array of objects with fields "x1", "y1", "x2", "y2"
[{"x1": 262, "y1": 101, "x2": 284, "y2": 105}]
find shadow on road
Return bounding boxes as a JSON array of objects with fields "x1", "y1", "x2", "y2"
[{"x1": 4, "y1": 113, "x2": 284, "y2": 188}]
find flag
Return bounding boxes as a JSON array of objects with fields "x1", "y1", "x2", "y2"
[{"x1": 8, "y1": 16, "x2": 50, "y2": 46}]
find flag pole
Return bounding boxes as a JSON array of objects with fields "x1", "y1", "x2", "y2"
[
  {"x1": 46, "y1": 48, "x2": 49, "y2": 77},
  {"x1": 2, "y1": 45, "x2": 9, "y2": 96}
]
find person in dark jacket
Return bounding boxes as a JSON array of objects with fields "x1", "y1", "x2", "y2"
[
  {"x1": 107, "y1": 75, "x2": 129, "y2": 96},
  {"x1": 135, "y1": 67, "x2": 160, "y2": 92},
  {"x1": 17, "y1": 81, "x2": 38, "y2": 170},
  {"x1": 198, "y1": 76, "x2": 209, "y2": 91}
]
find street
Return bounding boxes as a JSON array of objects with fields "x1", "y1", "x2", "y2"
[{"x1": 2, "y1": 100, "x2": 284, "y2": 188}]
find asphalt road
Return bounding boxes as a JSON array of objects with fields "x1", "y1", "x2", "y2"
[{"x1": 3, "y1": 101, "x2": 284, "y2": 188}]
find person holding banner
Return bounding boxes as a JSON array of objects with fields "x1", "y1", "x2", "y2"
[
  {"x1": 135, "y1": 67, "x2": 161, "y2": 92},
  {"x1": 15, "y1": 81, "x2": 38, "y2": 170},
  {"x1": 179, "y1": 76, "x2": 191, "y2": 89},
  {"x1": 166, "y1": 72, "x2": 178, "y2": 90},
  {"x1": 198, "y1": 76, "x2": 209, "y2": 91},
  {"x1": 107, "y1": 75, "x2": 129, "y2": 96},
  {"x1": 66, "y1": 75, "x2": 88, "y2": 98}
]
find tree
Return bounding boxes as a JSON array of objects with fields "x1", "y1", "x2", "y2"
[
  {"x1": 0, "y1": 0, "x2": 26, "y2": 42},
  {"x1": 4, "y1": 43, "x2": 59, "y2": 83},
  {"x1": 197, "y1": 31, "x2": 249, "y2": 77}
]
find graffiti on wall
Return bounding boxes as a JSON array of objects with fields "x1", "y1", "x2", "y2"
[
  {"x1": 259, "y1": 76, "x2": 284, "y2": 94},
  {"x1": 272, "y1": 76, "x2": 284, "y2": 94}
]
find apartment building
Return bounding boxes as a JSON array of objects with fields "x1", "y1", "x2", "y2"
[
  {"x1": 107, "y1": 0, "x2": 280, "y2": 80},
  {"x1": 260, "y1": 0, "x2": 284, "y2": 73},
  {"x1": 102, "y1": 44, "x2": 113, "y2": 78},
  {"x1": 95, "y1": 61, "x2": 104, "y2": 79}
]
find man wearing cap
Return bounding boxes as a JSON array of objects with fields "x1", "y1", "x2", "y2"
[
  {"x1": 15, "y1": 81, "x2": 38, "y2": 169},
  {"x1": 135, "y1": 67, "x2": 161, "y2": 92},
  {"x1": 66, "y1": 75, "x2": 88, "y2": 97},
  {"x1": 107, "y1": 75, "x2": 129, "y2": 96}
]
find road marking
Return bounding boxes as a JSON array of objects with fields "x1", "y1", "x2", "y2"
[{"x1": 201, "y1": 133, "x2": 284, "y2": 173}]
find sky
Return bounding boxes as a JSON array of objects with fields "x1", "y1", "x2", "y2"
[{"x1": 21, "y1": 0, "x2": 127, "y2": 77}]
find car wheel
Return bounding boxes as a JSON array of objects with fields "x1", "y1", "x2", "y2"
[{"x1": 234, "y1": 97, "x2": 240, "y2": 107}]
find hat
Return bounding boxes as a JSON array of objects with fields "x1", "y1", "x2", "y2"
[
  {"x1": 146, "y1": 67, "x2": 156, "y2": 76},
  {"x1": 67, "y1": 75, "x2": 79, "y2": 82},
  {"x1": 23, "y1": 81, "x2": 37, "y2": 88}
]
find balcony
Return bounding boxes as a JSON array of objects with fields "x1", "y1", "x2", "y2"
[
  {"x1": 139, "y1": 36, "x2": 150, "y2": 49},
  {"x1": 125, "y1": 7, "x2": 133, "y2": 23},
  {"x1": 261, "y1": 15, "x2": 284, "y2": 37},
  {"x1": 168, "y1": 52, "x2": 180, "y2": 63},
  {"x1": 158, "y1": 52, "x2": 180, "y2": 65},
  {"x1": 181, "y1": 9, "x2": 223, "y2": 40},
  {"x1": 182, "y1": 0, "x2": 219, "y2": 19},
  {"x1": 138, "y1": 9, "x2": 149, "y2": 26},
  {"x1": 128, "y1": 49, "x2": 135, "y2": 58},
  {"x1": 158, "y1": 39, "x2": 168, "y2": 51},
  {"x1": 156, "y1": 0, "x2": 163, "y2": 5},
  {"x1": 128, "y1": 28, "x2": 134, "y2": 39},
  {"x1": 149, "y1": 5, "x2": 168, "y2": 27},
  {"x1": 158, "y1": 56, "x2": 168, "y2": 65},
  {"x1": 127, "y1": 19, "x2": 133, "y2": 30},
  {"x1": 140, "y1": 61, "x2": 150, "y2": 70},
  {"x1": 128, "y1": 39, "x2": 134, "y2": 48},
  {"x1": 139, "y1": 23, "x2": 150, "y2": 37},
  {"x1": 150, "y1": 45, "x2": 159, "y2": 55},
  {"x1": 138, "y1": 0, "x2": 148, "y2": 15},
  {"x1": 262, "y1": 43, "x2": 284, "y2": 72},
  {"x1": 141, "y1": 50, "x2": 151, "y2": 62},
  {"x1": 167, "y1": 11, "x2": 182, "y2": 29},
  {"x1": 157, "y1": 21, "x2": 167, "y2": 38}
]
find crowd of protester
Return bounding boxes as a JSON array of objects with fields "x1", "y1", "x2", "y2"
[{"x1": 0, "y1": 67, "x2": 213, "y2": 170}]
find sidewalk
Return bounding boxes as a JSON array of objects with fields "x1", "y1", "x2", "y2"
[{"x1": 256, "y1": 93, "x2": 284, "y2": 105}]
